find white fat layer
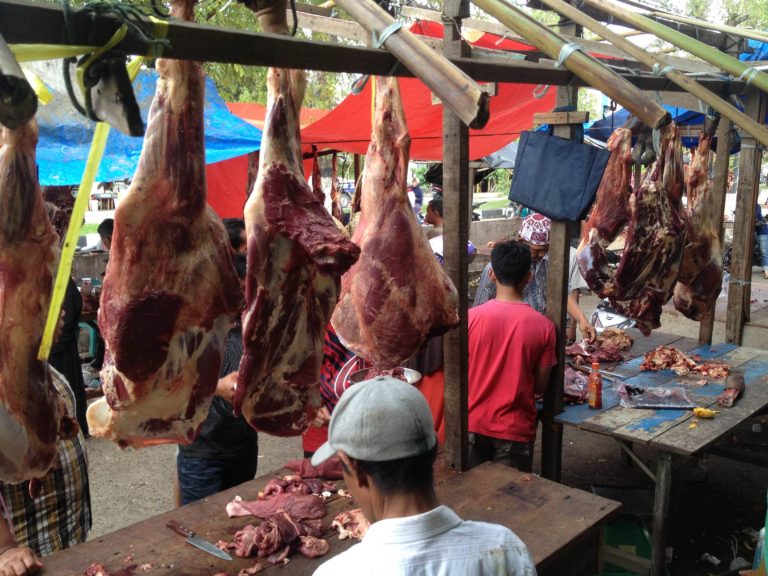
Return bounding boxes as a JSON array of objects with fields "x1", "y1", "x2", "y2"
[{"x1": 88, "y1": 314, "x2": 231, "y2": 447}]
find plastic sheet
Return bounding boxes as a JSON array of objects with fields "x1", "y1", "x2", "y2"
[{"x1": 618, "y1": 384, "x2": 696, "y2": 409}]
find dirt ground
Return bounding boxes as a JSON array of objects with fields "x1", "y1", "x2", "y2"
[{"x1": 82, "y1": 276, "x2": 768, "y2": 576}]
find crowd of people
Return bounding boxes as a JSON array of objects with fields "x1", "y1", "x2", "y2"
[{"x1": 0, "y1": 188, "x2": 595, "y2": 575}]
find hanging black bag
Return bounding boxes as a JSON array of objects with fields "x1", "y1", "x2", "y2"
[{"x1": 508, "y1": 129, "x2": 610, "y2": 221}]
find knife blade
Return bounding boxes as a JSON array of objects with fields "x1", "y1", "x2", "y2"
[{"x1": 166, "y1": 519, "x2": 232, "y2": 561}]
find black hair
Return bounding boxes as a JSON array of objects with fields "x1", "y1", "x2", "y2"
[
  {"x1": 491, "y1": 240, "x2": 531, "y2": 286},
  {"x1": 97, "y1": 218, "x2": 114, "y2": 237},
  {"x1": 223, "y1": 218, "x2": 246, "y2": 251},
  {"x1": 353, "y1": 443, "x2": 438, "y2": 496},
  {"x1": 427, "y1": 197, "x2": 443, "y2": 218},
  {"x1": 233, "y1": 252, "x2": 247, "y2": 280}
]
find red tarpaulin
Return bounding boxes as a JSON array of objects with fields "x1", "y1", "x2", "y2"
[{"x1": 207, "y1": 21, "x2": 557, "y2": 216}]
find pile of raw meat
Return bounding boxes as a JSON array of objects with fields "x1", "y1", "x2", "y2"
[
  {"x1": 220, "y1": 475, "x2": 337, "y2": 571},
  {"x1": 331, "y1": 509, "x2": 371, "y2": 540},
  {"x1": 565, "y1": 328, "x2": 633, "y2": 365},
  {"x1": 577, "y1": 121, "x2": 723, "y2": 334},
  {"x1": 640, "y1": 346, "x2": 729, "y2": 378}
]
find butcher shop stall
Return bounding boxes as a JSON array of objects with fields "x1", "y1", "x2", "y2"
[{"x1": 1, "y1": 0, "x2": 768, "y2": 575}]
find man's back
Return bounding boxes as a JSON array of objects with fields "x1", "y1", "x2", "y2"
[
  {"x1": 314, "y1": 505, "x2": 535, "y2": 575},
  {"x1": 468, "y1": 300, "x2": 555, "y2": 443}
]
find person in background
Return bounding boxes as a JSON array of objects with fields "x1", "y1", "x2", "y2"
[
  {"x1": 423, "y1": 197, "x2": 444, "y2": 239},
  {"x1": 756, "y1": 204, "x2": 768, "y2": 280},
  {"x1": 223, "y1": 218, "x2": 247, "y2": 254},
  {"x1": 96, "y1": 219, "x2": 113, "y2": 252},
  {"x1": 410, "y1": 177, "x2": 423, "y2": 219},
  {"x1": 45, "y1": 203, "x2": 88, "y2": 437},
  {"x1": 468, "y1": 241, "x2": 556, "y2": 473},
  {"x1": 0, "y1": 367, "x2": 91, "y2": 576},
  {"x1": 473, "y1": 213, "x2": 596, "y2": 343},
  {"x1": 176, "y1": 253, "x2": 258, "y2": 505},
  {"x1": 311, "y1": 377, "x2": 535, "y2": 576}
]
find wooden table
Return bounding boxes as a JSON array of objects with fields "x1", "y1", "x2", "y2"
[
  {"x1": 556, "y1": 329, "x2": 768, "y2": 576},
  {"x1": 44, "y1": 461, "x2": 620, "y2": 576}
]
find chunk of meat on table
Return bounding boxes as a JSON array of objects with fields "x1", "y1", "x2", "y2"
[
  {"x1": 565, "y1": 342, "x2": 624, "y2": 365},
  {"x1": 226, "y1": 492, "x2": 326, "y2": 520},
  {"x1": 673, "y1": 128, "x2": 723, "y2": 320},
  {"x1": 641, "y1": 346, "x2": 729, "y2": 379},
  {"x1": 236, "y1": 67, "x2": 359, "y2": 436},
  {"x1": 262, "y1": 475, "x2": 336, "y2": 497},
  {"x1": 0, "y1": 119, "x2": 77, "y2": 484},
  {"x1": 331, "y1": 77, "x2": 459, "y2": 369},
  {"x1": 89, "y1": 0, "x2": 243, "y2": 447},
  {"x1": 331, "y1": 508, "x2": 371, "y2": 540},
  {"x1": 595, "y1": 328, "x2": 633, "y2": 351}
]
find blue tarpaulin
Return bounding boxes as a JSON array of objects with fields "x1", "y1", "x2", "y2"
[{"x1": 31, "y1": 66, "x2": 262, "y2": 186}]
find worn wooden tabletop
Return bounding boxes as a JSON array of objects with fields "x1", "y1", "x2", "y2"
[
  {"x1": 44, "y1": 461, "x2": 620, "y2": 575},
  {"x1": 557, "y1": 330, "x2": 768, "y2": 457}
]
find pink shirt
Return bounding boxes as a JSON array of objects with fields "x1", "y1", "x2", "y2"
[{"x1": 468, "y1": 299, "x2": 557, "y2": 443}]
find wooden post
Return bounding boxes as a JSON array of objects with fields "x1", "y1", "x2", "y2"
[
  {"x1": 650, "y1": 452, "x2": 673, "y2": 576},
  {"x1": 725, "y1": 92, "x2": 767, "y2": 344},
  {"x1": 353, "y1": 154, "x2": 362, "y2": 186},
  {"x1": 698, "y1": 119, "x2": 733, "y2": 344},
  {"x1": 442, "y1": 0, "x2": 471, "y2": 471},
  {"x1": 541, "y1": 12, "x2": 580, "y2": 482}
]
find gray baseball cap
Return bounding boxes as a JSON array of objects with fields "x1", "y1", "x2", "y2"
[{"x1": 311, "y1": 376, "x2": 437, "y2": 467}]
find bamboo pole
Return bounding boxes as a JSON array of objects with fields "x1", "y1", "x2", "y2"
[
  {"x1": 472, "y1": 0, "x2": 670, "y2": 129},
  {"x1": 650, "y1": 11, "x2": 768, "y2": 44},
  {"x1": 580, "y1": 0, "x2": 768, "y2": 94},
  {"x1": 534, "y1": 0, "x2": 768, "y2": 148},
  {"x1": 333, "y1": 0, "x2": 490, "y2": 128}
]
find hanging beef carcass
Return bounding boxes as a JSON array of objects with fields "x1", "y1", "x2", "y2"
[
  {"x1": 235, "y1": 67, "x2": 360, "y2": 436},
  {"x1": 0, "y1": 120, "x2": 77, "y2": 482},
  {"x1": 673, "y1": 127, "x2": 723, "y2": 320},
  {"x1": 331, "y1": 77, "x2": 459, "y2": 369},
  {"x1": 577, "y1": 127, "x2": 634, "y2": 296},
  {"x1": 578, "y1": 124, "x2": 687, "y2": 334},
  {"x1": 88, "y1": 0, "x2": 243, "y2": 447}
]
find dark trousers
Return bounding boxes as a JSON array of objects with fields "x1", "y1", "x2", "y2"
[
  {"x1": 177, "y1": 451, "x2": 258, "y2": 505},
  {"x1": 468, "y1": 432, "x2": 534, "y2": 473}
]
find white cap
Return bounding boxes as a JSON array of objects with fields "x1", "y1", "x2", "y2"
[{"x1": 311, "y1": 377, "x2": 436, "y2": 466}]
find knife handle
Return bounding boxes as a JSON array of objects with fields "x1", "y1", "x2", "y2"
[{"x1": 166, "y1": 519, "x2": 195, "y2": 538}]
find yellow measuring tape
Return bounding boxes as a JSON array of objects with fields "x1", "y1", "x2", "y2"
[{"x1": 37, "y1": 57, "x2": 144, "y2": 361}]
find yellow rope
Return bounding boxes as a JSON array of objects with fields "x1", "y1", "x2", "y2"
[{"x1": 10, "y1": 44, "x2": 98, "y2": 61}]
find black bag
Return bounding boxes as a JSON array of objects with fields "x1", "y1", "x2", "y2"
[{"x1": 508, "y1": 130, "x2": 610, "y2": 221}]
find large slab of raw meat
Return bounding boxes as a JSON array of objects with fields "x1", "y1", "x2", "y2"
[
  {"x1": 0, "y1": 120, "x2": 76, "y2": 482},
  {"x1": 331, "y1": 77, "x2": 459, "y2": 369},
  {"x1": 88, "y1": 0, "x2": 243, "y2": 447},
  {"x1": 578, "y1": 125, "x2": 687, "y2": 334},
  {"x1": 235, "y1": 68, "x2": 360, "y2": 436},
  {"x1": 673, "y1": 129, "x2": 722, "y2": 320}
]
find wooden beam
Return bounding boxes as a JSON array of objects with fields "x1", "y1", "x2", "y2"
[
  {"x1": 726, "y1": 92, "x2": 768, "y2": 344},
  {"x1": 402, "y1": 4, "x2": 719, "y2": 74},
  {"x1": 0, "y1": 0, "x2": 742, "y2": 92},
  {"x1": 533, "y1": 110, "x2": 590, "y2": 124},
  {"x1": 527, "y1": 0, "x2": 726, "y2": 48},
  {"x1": 541, "y1": 9, "x2": 580, "y2": 484},
  {"x1": 442, "y1": 0, "x2": 471, "y2": 472},
  {"x1": 699, "y1": 118, "x2": 733, "y2": 344}
]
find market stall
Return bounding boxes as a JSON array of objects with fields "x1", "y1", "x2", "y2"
[{"x1": 1, "y1": 0, "x2": 768, "y2": 574}]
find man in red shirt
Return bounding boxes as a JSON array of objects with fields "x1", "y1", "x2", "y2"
[{"x1": 468, "y1": 240, "x2": 557, "y2": 472}]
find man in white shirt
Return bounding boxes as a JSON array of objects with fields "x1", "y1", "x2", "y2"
[{"x1": 311, "y1": 377, "x2": 536, "y2": 576}]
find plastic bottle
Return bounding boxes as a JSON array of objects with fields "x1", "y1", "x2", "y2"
[{"x1": 588, "y1": 362, "x2": 603, "y2": 410}]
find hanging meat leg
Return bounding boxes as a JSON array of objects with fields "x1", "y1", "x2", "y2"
[
  {"x1": 88, "y1": 0, "x2": 243, "y2": 447},
  {"x1": 235, "y1": 67, "x2": 360, "y2": 436},
  {"x1": 673, "y1": 127, "x2": 723, "y2": 320},
  {"x1": 331, "y1": 77, "x2": 459, "y2": 369},
  {"x1": 0, "y1": 120, "x2": 76, "y2": 482}
]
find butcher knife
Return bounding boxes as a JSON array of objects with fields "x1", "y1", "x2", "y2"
[{"x1": 166, "y1": 519, "x2": 232, "y2": 561}]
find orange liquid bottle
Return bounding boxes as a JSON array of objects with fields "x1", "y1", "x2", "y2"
[{"x1": 588, "y1": 362, "x2": 603, "y2": 410}]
